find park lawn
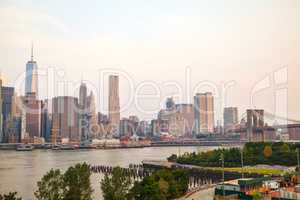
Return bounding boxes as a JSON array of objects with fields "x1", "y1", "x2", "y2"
[{"x1": 205, "y1": 167, "x2": 283, "y2": 175}]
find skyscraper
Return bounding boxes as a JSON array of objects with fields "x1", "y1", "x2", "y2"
[
  {"x1": 0, "y1": 78, "x2": 2, "y2": 142},
  {"x1": 1, "y1": 86, "x2": 14, "y2": 142},
  {"x1": 41, "y1": 100, "x2": 52, "y2": 142},
  {"x1": 87, "y1": 91, "x2": 98, "y2": 138},
  {"x1": 24, "y1": 93, "x2": 42, "y2": 141},
  {"x1": 25, "y1": 44, "x2": 38, "y2": 97},
  {"x1": 52, "y1": 96, "x2": 79, "y2": 143},
  {"x1": 108, "y1": 75, "x2": 120, "y2": 130},
  {"x1": 175, "y1": 104, "x2": 195, "y2": 136},
  {"x1": 79, "y1": 82, "x2": 87, "y2": 109},
  {"x1": 194, "y1": 92, "x2": 215, "y2": 134},
  {"x1": 223, "y1": 107, "x2": 238, "y2": 132},
  {"x1": 79, "y1": 82, "x2": 88, "y2": 140}
]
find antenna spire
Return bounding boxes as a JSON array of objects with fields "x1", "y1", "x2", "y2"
[{"x1": 31, "y1": 42, "x2": 34, "y2": 61}]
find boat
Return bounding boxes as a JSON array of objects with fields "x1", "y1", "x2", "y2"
[
  {"x1": 60, "y1": 144, "x2": 76, "y2": 150},
  {"x1": 52, "y1": 144, "x2": 76, "y2": 150},
  {"x1": 51, "y1": 145, "x2": 61, "y2": 150},
  {"x1": 16, "y1": 144, "x2": 34, "y2": 151}
]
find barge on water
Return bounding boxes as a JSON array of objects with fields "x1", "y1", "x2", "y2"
[{"x1": 16, "y1": 144, "x2": 34, "y2": 151}]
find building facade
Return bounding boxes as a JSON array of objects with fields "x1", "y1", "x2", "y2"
[
  {"x1": 41, "y1": 100, "x2": 52, "y2": 142},
  {"x1": 175, "y1": 104, "x2": 195, "y2": 136},
  {"x1": 0, "y1": 79, "x2": 2, "y2": 142},
  {"x1": 224, "y1": 107, "x2": 239, "y2": 133},
  {"x1": 108, "y1": 75, "x2": 120, "y2": 133},
  {"x1": 52, "y1": 96, "x2": 79, "y2": 143},
  {"x1": 79, "y1": 82, "x2": 88, "y2": 141},
  {"x1": 25, "y1": 46, "x2": 38, "y2": 97},
  {"x1": 194, "y1": 92, "x2": 215, "y2": 134},
  {"x1": 23, "y1": 93, "x2": 42, "y2": 141},
  {"x1": 1, "y1": 86, "x2": 15, "y2": 142}
]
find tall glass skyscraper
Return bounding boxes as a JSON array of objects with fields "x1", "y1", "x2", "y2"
[{"x1": 25, "y1": 45, "x2": 38, "y2": 97}]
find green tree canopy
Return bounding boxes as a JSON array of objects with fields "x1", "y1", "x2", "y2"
[
  {"x1": 34, "y1": 169, "x2": 64, "y2": 200},
  {"x1": 101, "y1": 167, "x2": 132, "y2": 200},
  {"x1": 35, "y1": 163, "x2": 93, "y2": 200},
  {"x1": 63, "y1": 163, "x2": 93, "y2": 200}
]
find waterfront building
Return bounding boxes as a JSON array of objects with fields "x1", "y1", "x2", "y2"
[
  {"x1": 119, "y1": 117, "x2": 135, "y2": 137},
  {"x1": 137, "y1": 120, "x2": 150, "y2": 136},
  {"x1": 150, "y1": 119, "x2": 160, "y2": 137},
  {"x1": 157, "y1": 109, "x2": 185, "y2": 137},
  {"x1": 97, "y1": 112, "x2": 110, "y2": 137},
  {"x1": 175, "y1": 104, "x2": 195, "y2": 136},
  {"x1": 1, "y1": 86, "x2": 14, "y2": 142},
  {"x1": 86, "y1": 91, "x2": 98, "y2": 138},
  {"x1": 79, "y1": 82, "x2": 88, "y2": 141},
  {"x1": 41, "y1": 100, "x2": 52, "y2": 142},
  {"x1": 52, "y1": 96, "x2": 79, "y2": 143},
  {"x1": 7, "y1": 94, "x2": 22, "y2": 142},
  {"x1": 0, "y1": 79, "x2": 2, "y2": 142},
  {"x1": 23, "y1": 92, "x2": 42, "y2": 141},
  {"x1": 25, "y1": 45, "x2": 38, "y2": 97},
  {"x1": 108, "y1": 75, "x2": 120, "y2": 134},
  {"x1": 194, "y1": 92, "x2": 215, "y2": 134},
  {"x1": 224, "y1": 107, "x2": 239, "y2": 133},
  {"x1": 7, "y1": 117, "x2": 22, "y2": 143},
  {"x1": 129, "y1": 115, "x2": 139, "y2": 134}
]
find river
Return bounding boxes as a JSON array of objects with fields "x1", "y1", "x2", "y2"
[{"x1": 0, "y1": 146, "x2": 218, "y2": 200}]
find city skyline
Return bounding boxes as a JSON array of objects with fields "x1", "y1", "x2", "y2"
[{"x1": 0, "y1": 46, "x2": 296, "y2": 125}]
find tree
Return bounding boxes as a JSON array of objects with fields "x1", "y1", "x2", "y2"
[
  {"x1": 130, "y1": 175, "x2": 162, "y2": 200},
  {"x1": 167, "y1": 154, "x2": 177, "y2": 162},
  {"x1": 0, "y1": 192, "x2": 22, "y2": 200},
  {"x1": 263, "y1": 145, "x2": 273, "y2": 158},
  {"x1": 35, "y1": 169, "x2": 64, "y2": 200},
  {"x1": 101, "y1": 167, "x2": 132, "y2": 200},
  {"x1": 130, "y1": 169, "x2": 189, "y2": 200},
  {"x1": 63, "y1": 163, "x2": 93, "y2": 200}
]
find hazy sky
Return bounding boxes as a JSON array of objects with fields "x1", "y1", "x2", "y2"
[{"x1": 0, "y1": 0, "x2": 299, "y2": 123}]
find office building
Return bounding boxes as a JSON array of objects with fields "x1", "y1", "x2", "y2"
[
  {"x1": 194, "y1": 92, "x2": 215, "y2": 134},
  {"x1": 0, "y1": 79, "x2": 2, "y2": 142},
  {"x1": 41, "y1": 100, "x2": 52, "y2": 142},
  {"x1": 52, "y1": 96, "x2": 79, "y2": 143},
  {"x1": 23, "y1": 92, "x2": 42, "y2": 141},
  {"x1": 25, "y1": 45, "x2": 38, "y2": 97},
  {"x1": 175, "y1": 104, "x2": 195, "y2": 136},
  {"x1": 223, "y1": 107, "x2": 239, "y2": 132},
  {"x1": 158, "y1": 109, "x2": 185, "y2": 137},
  {"x1": 87, "y1": 91, "x2": 98, "y2": 138},
  {"x1": 108, "y1": 75, "x2": 120, "y2": 131},
  {"x1": 137, "y1": 121, "x2": 150, "y2": 136},
  {"x1": 1, "y1": 86, "x2": 14, "y2": 142},
  {"x1": 79, "y1": 82, "x2": 88, "y2": 140},
  {"x1": 119, "y1": 117, "x2": 135, "y2": 137}
]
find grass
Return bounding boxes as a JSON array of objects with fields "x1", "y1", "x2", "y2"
[{"x1": 205, "y1": 167, "x2": 283, "y2": 175}]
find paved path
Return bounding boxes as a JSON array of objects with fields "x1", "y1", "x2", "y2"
[{"x1": 185, "y1": 186, "x2": 215, "y2": 200}]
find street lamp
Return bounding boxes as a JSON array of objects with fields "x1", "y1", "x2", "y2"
[
  {"x1": 241, "y1": 148, "x2": 244, "y2": 179},
  {"x1": 220, "y1": 152, "x2": 225, "y2": 198},
  {"x1": 297, "y1": 148, "x2": 299, "y2": 171}
]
